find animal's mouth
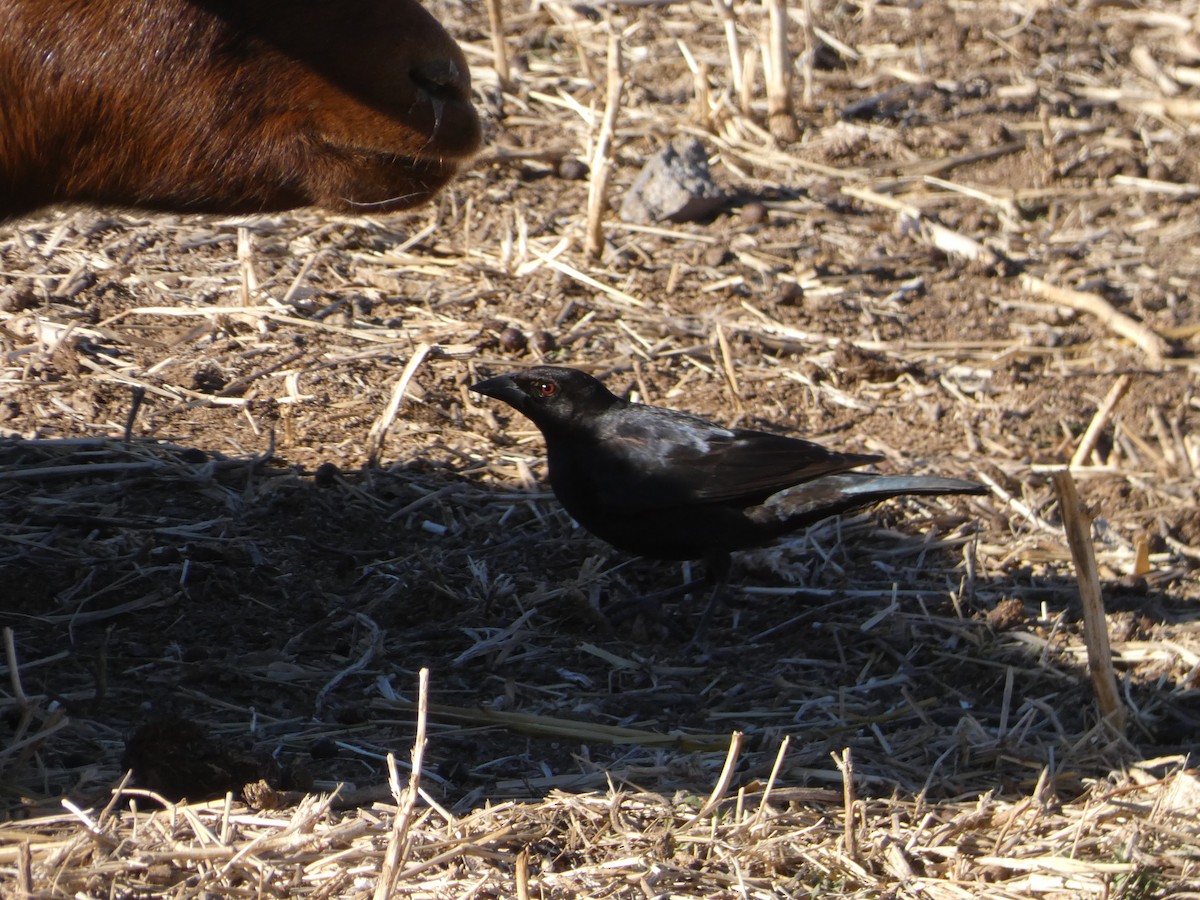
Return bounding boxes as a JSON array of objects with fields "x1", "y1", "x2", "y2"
[
  {"x1": 336, "y1": 95, "x2": 479, "y2": 171},
  {"x1": 317, "y1": 110, "x2": 479, "y2": 212},
  {"x1": 338, "y1": 152, "x2": 467, "y2": 211}
]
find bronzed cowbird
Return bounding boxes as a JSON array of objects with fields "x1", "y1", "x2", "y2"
[{"x1": 472, "y1": 366, "x2": 984, "y2": 626}]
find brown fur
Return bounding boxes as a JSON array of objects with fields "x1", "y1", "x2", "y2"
[{"x1": 0, "y1": 0, "x2": 481, "y2": 219}]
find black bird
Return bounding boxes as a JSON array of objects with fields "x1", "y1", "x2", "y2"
[{"x1": 472, "y1": 366, "x2": 984, "y2": 627}]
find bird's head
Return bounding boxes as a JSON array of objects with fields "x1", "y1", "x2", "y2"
[{"x1": 471, "y1": 366, "x2": 621, "y2": 431}]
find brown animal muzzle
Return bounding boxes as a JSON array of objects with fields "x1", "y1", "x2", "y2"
[{"x1": 408, "y1": 56, "x2": 482, "y2": 158}]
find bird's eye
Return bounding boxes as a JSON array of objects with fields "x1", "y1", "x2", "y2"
[{"x1": 535, "y1": 381, "x2": 557, "y2": 397}]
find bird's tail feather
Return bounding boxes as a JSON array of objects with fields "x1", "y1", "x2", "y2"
[{"x1": 758, "y1": 474, "x2": 985, "y2": 527}]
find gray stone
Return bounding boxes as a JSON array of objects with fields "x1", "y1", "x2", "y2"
[{"x1": 619, "y1": 137, "x2": 726, "y2": 224}]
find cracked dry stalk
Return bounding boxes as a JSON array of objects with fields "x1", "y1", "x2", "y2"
[
  {"x1": 586, "y1": 27, "x2": 624, "y2": 261},
  {"x1": 764, "y1": 0, "x2": 800, "y2": 140}
]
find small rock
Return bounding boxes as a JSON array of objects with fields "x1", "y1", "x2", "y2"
[
  {"x1": 0, "y1": 281, "x2": 39, "y2": 312},
  {"x1": 986, "y1": 597, "x2": 1026, "y2": 631},
  {"x1": 558, "y1": 157, "x2": 589, "y2": 181},
  {"x1": 739, "y1": 202, "x2": 768, "y2": 226},
  {"x1": 619, "y1": 137, "x2": 726, "y2": 224},
  {"x1": 310, "y1": 737, "x2": 339, "y2": 760},
  {"x1": 703, "y1": 245, "x2": 729, "y2": 267},
  {"x1": 499, "y1": 325, "x2": 528, "y2": 353},
  {"x1": 778, "y1": 283, "x2": 805, "y2": 306},
  {"x1": 532, "y1": 330, "x2": 558, "y2": 353},
  {"x1": 314, "y1": 461, "x2": 341, "y2": 487}
]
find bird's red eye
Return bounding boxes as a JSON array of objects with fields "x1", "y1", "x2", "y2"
[{"x1": 536, "y1": 381, "x2": 557, "y2": 397}]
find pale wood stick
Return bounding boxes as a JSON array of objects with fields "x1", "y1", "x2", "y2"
[
  {"x1": 365, "y1": 343, "x2": 432, "y2": 466},
  {"x1": 585, "y1": 28, "x2": 624, "y2": 261},
  {"x1": 515, "y1": 847, "x2": 531, "y2": 900},
  {"x1": 847, "y1": 187, "x2": 1171, "y2": 365},
  {"x1": 764, "y1": 0, "x2": 799, "y2": 139},
  {"x1": 374, "y1": 667, "x2": 430, "y2": 898},
  {"x1": 801, "y1": 0, "x2": 817, "y2": 108},
  {"x1": 751, "y1": 735, "x2": 791, "y2": 829},
  {"x1": 688, "y1": 731, "x2": 745, "y2": 822},
  {"x1": 484, "y1": 0, "x2": 510, "y2": 88},
  {"x1": 237, "y1": 226, "x2": 255, "y2": 309},
  {"x1": 1051, "y1": 471, "x2": 1127, "y2": 732},
  {"x1": 843, "y1": 186, "x2": 1002, "y2": 267},
  {"x1": 712, "y1": 0, "x2": 743, "y2": 101},
  {"x1": 1070, "y1": 374, "x2": 1133, "y2": 468},
  {"x1": 1021, "y1": 274, "x2": 1170, "y2": 365},
  {"x1": 740, "y1": 46, "x2": 757, "y2": 118},
  {"x1": 833, "y1": 747, "x2": 858, "y2": 860}
]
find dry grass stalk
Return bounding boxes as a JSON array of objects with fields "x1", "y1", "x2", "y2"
[
  {"x1": 378, "y1": 697, "x2": 731, "y2": 750},
  {"x1": 2, "y1": 0, "x2": 1199, "y2": 893},
  {"x1": 1021, "y1": 274, "x2": 1171, "y2": 365},
  {"x1": 484, "y1": 0, "x2": 511, "y2": 89},
  {"x1": 750, "y1": 735, "x2": 790, "y2": 830},
  {"x1": 365, "y1": 342, "x2": 432, "y2": 466},
  {"x1": 842, "y1": 185, "x2": 1005, "y2": 268},
  {"x1": 763, "y1": 0, "x2": 800, "y2": 140},
  {"x1": 237, "y1": 225, "x2": 255, "y2": 309},
  {"x1": 374, "y1": 668, "x2": 430, "y2": 897},
  {"x1": 1070, "y1": 374, "x2": 1133, "y2": 468},
  {"x1": 711, "y1": 0, "x2": 744, "y2": 103},
  {"x1": 1051, "y1": 471, "x2": 1127, "y2": 732},
  {"x1": 688, "y1": 730, "x2": 744, "y2": 821},
  {"x1": 847, "y1": 185, "x2": 1173, "y2": 366},
  {"x1": 585, "y1": 26, "x2": 624, "y2": 261},
  {"x1": 3, "y1": 627, "x2": 28, "y2": 710},
  {"x1": 833, "y1": 747, "x2": 858, "y2": 861},
  {"x1": 740, "y1": 46, "x2": 758, "y2": 118},
  {"x1": 314, "y1": 613, "x2": 383, "y2": 717},
  {"x1": 800, "y1": 0, "x2": 817, "y2": 108},
  {"x1": 714, "y1": 322, "x2": 743, "y2": 412}
]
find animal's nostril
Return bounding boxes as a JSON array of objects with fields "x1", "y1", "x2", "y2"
[{"x1": 411, "y1": 58, "x2": 469, "y2": 102}]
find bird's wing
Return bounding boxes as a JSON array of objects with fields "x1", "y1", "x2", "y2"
[
  {"x1": 594, "y1": 408, "x2": 877, "y2": 508},
  {"x1": 672, "y1": 428, "x2": 879, "y2": 502}
]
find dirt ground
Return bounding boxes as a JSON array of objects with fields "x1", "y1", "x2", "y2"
[{"x1": 2, "y1": 0, "x2": 1199, "y2": 894}]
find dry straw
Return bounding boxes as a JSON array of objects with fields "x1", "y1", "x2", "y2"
[{"x1": 2, "y1": 0, "x2": 1200, "y2": 894}]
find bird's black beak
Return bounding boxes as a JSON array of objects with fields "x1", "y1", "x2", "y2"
[{"x1": 470, "y1": 374, "x2": 523, "y2": 407}]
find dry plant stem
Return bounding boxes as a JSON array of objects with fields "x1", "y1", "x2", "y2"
[
  {"x1": 237, "y1": 226, "x2": 255, "y2": 308},
  {"x1": 380, "y1": 697, "x2": 730, "y2": 749},
  {"x1": 374, "y1": 667, "x2": 431, "y2": 898},
  {"x1": 16, "y1": 841, "x2": 31, "y2": 895},
  {"x1": 585, "y1": 28, "x2": 624, "y2": 261},
  {"x1": 714, "y1": 322, "x2": 743, "y2": 411},
  {"x1": 1020, "y1": 274, "x2": 1170, "y2": 365},
  {"x1": 751, "y1": 735, "x2": 791, "y2": 829},
  {"x1": 3, "y1": 627, "x2": 28, "y2": 709},
  {"x1": 484, "y1": 0, "x2": 510, "y2": 88},
  {"x1": 764, "y1": 0, "x2": 800, "y2": 140},
  {"x1": 1051, "y1": 471, "x2": 1127, "y2": 732},
  {"x1": 801, "y1": 0, "x2": 817, "y2": 107},
  {"x1": 122, "y1": 386, "x2": 145, "y2": 445},
  {"x1": 740, "y1": 49, "x2": 757, "y2": 117},
  {"x1": 515, "y1": 848, "x2": 531, "y2": 900},
  {"x1": 833, "y1": 747, "x2": 858, "y2": 860},
  {"x1": 712, "y1": 0, "x2": 743, "y2": 101},
  {"x1": 313, "y1": 614, "x2": 382, "y2": 717},
  {"x1": 689, "y1": 731, "x2": 745, "y2": 822},
  {"x1": 849, "y1": 187, "x2": 1169, "y2": 364},
  {"x1": 366, "y1": 342, "x2": 432, "y2": 466},
  {"x1": 843, "y1": 186, "x2": 1003, "y2": 267},
  {"x1": 1134, "y1": 533, "x2": 1151, "y2": 576},
  {"x1": 1070, "y1": 374, "x2": 1133, "y2": 468},
  {"x1": 697, "y1": 60, "x2": 715, "y2": 129}
]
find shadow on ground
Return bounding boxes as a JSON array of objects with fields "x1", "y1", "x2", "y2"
[{"x1": 1, "y1": 436, "x2": 1197, "y2": 818}]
